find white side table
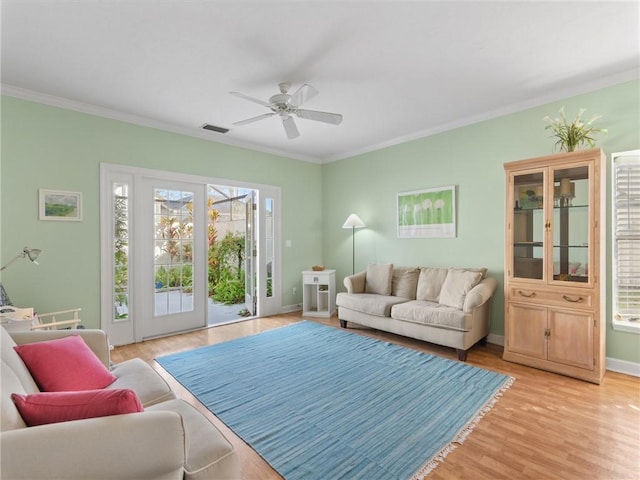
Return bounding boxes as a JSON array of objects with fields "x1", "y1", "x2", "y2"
[{"x1": 302, "y1": 270, "x2": 336, "y2": 318}]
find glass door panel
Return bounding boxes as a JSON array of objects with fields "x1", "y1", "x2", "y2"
[
  {"x1": 141, "y1": 179, "x2": 206, "y2": 339},
  {"x1": 265, "y1": 197, "x2": 274, "y2": 299},
  {"x1": 552, "y1": 165, "x2": 590, "y2": 283},
  {"x1": 512, "y1": 171, "x2": 545, "y2": 280},
  {"x1": 153, "y1": 189, "x2": 195, "y2": 316}
]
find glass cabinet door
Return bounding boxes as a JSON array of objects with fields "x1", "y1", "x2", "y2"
[
  {"x1": 512, "y1": 170, "x2": 545, "y2": 280},
  {"x1": 551, "y1": 164, "x2": 590, "y2": 284}
]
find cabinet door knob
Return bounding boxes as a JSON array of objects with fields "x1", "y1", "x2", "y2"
[
  {"x1": 563, "y1": 295, "x2": 583, "y2": 303},
  {"x1": 518, "y1": 290, "x2": 536, "y2": 298}
]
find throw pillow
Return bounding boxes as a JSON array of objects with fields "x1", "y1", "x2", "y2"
[
  {"x1": 365, "y1": 263, "x2": 393, "y2": 295},
  {"x1": 391, "y1": 267, "x2": 420, "y2": 299},
  {"x1": 14, "y1": 335, "x2": 116, "y2": 392},
  {"x1": 416, "y1": 267, "x2": 449, "y2": 301},
  {"x1": 438, "y1": 268, "x2": 484, "y2": 309},
  {"x1": 12, "y1": 389, "x2": 143, "y2": 427}
]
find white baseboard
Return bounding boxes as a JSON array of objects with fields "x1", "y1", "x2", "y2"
[
  {"x1": 281, "y1": 304, "x2": 302, "y2": 314},
  {"x1": 606, "y1": 357, "x2": 640, "y2": 377},
  {"x1": 485, "y1": 333, "x2": 640, "y2": 378}
]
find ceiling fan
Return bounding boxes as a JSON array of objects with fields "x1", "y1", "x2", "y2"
[{"x1": 230, "y1": 83, "x2": 343, "y2": 139}]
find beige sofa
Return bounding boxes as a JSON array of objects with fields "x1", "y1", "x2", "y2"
[
  {"x1": 336, "y1": 264, "x2": 498, "y2": 361},
  {"x1": 1, "y1": 328, "x2": 240, "y2": 480}
]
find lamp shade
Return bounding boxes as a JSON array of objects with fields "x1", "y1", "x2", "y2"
[
  {"x1": 24, "y1": 247, "x2": 41, "y2": 264},
  {"x1": 342, "y1": 214, "x2": 365, "y2": 229}
]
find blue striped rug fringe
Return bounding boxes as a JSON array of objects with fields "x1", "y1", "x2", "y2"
[{"x1": 411, "y1": 376, "x2": 515, "y2": 479}]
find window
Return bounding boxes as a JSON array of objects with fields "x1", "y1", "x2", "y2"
[
  {"x1": 612, "y1": 150, "x2": 640, "y2": 333},
  {"x1": 113, "y1": 182, "x2": 129, "y2": 321}
]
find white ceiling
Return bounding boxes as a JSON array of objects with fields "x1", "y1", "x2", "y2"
[{"x1": 2, "y1": 1, "x2": 639, "y2": 163}]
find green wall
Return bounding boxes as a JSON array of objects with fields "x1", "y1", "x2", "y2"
[
  {"x1": 323, "y1": 79, "x2": 640, "y2": 364},
  {"x1": 0, "y1": 96, "x2": 322, "y2": 326},
  {"x1": 2, "y1": 79, "x2": 639, "y2": 363}
]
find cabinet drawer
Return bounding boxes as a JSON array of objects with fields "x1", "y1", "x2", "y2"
[
  {"x1": 509, "y1": 287, "x2": 594, "y2": 309},
  {"x1": 303, "y1": 273, "x2": 325, "y2": 285}
]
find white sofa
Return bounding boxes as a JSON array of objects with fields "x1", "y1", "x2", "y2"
[
  {"x1": 336, "y1": 264, "x2": 498, "y2": 361},
  {"x1": 1, "y1": 328, "x2": 240, "y2": 480}
]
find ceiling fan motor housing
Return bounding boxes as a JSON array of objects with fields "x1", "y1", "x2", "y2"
[{"x1": 269, "y1": 93, "x2": 291, "y2": 110}]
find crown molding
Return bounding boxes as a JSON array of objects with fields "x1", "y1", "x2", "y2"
[
  {"x1": 0, "y1": 84, "x2": 323, "y2": 164},
  {"x1": 325, "y1": 68, "x2": 640, "y2": 163}
]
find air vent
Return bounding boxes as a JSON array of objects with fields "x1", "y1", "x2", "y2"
[{"x1": 202, "y1": 124, "x2": 229, "y2": 134}]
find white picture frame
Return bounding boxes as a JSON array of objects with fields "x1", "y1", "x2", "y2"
[
  {"x1": 39, "y1": 189, "x2": 83, "y2": 221},
  {"x1": 397, "y1": 185, "x2": 456, "y2": 238}
]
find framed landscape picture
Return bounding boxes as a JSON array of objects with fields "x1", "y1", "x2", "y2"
[
  {"x1": 397, "y1": 185, "x2": 456, "y2": 238},
  {"x1": 39, "y1": 189, "x2": 83, "y2": 221}
]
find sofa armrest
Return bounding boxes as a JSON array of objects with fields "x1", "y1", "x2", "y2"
[
  {"x1": 463, "y1": 277, "x2": 498, "y2": 313},
  {"x1": 9, "y1": 329, "x2": 111, "y2": 368},
  {"x1": 0, "y1": 411, "x2": 185, "y2": 480},
  {"x1": 343, "y1": 271, "x2": 366, "y2": 293}
]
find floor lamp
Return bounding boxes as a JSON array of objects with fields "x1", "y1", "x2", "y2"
[
  {"x1": 342, "y1": 214, "x2": 365, "y2": 275},
  {"x1": 0, "y1": 247, "x2": 42, "y2": 308}
]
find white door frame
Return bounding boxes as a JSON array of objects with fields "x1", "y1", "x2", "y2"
[{"x1": 100, "y1": 163, "x2": 281, "y2": 345}]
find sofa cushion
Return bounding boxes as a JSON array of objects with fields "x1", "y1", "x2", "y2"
[
  {"x1": 147, "y1": 399, "x2": 239, "y2": 479},
  {"x1": 13, "y1": 335, "x2": 117, "y2": 392},
  {"x1": 109, "y1": 358, "x2": 176, "y2": 407},
  {"x1": 438, "y1": 268, "x2": 484, "y2": 309},
  {"x1": 365, "y1": 263, "x2": 393, "y2": 295},
  {"x1": 336, "y1": 293, "x2": 408, "y2": 317},
  {"x1": 391, "y1": 267, "x2": 420, "y2": 299},
  {"x1": 11, "y1": 388, "x2": 143, "y2": 427},
  {"x1": 391, "y1": 300, "x2": 471, "y2": 331},
  {"x1": 416, "y1": 267, "x2": 448, "y2": 301}
]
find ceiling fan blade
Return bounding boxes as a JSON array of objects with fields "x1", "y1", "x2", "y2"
[
  {"x1": 288, "y1": 84, "x2": 318, "y2": 107},
  {"x1": 229, "y1": 91, "x2": 272, "y2": 108},
  {"x1": 233, "y1": 112, "x2": 275, "y2": 126},
  {"x1": 296, "y1": 109, "x2": 343, "y2": 125},
  {"x1": 281, "y1": 115, "x2": 300, "y2": 139}
]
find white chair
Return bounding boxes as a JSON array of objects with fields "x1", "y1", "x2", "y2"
[{"x1": 31, "y1": 308, "x2": 82, "y2": 330}]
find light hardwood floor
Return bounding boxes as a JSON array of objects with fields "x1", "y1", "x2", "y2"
[{"x1": 111, "y1": 315, "x2": 640, "y2": 480}]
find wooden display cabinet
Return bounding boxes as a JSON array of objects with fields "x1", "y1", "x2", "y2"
[{"x1": 503, "y1": 149, "x2": 606, "y2": 384}]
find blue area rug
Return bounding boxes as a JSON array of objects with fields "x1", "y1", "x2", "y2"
[{"x1": 157, "y1": 321, "x2": 513, "y2": 480}]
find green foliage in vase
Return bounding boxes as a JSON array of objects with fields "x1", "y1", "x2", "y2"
[{"x1": 543, "y1": 107, "x2": 607, "y2": 152}]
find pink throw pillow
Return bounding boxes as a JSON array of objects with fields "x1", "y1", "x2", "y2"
[
  {"x1": 14, "y1": 335, "x2": 116, "y2": 391},
  {"x1": 12, "y1": 389, "x2": 143, "y2": 426}
]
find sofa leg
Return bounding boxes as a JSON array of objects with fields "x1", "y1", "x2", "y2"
[
  {"x1": 339, "y1": 320, "x2": 347, "y2": 328},
  {"x1": 456, "y1": 348, "x2": 468, "y2": 362},
  {"x1": 479, "y1": 335, "x2": 488, "y2": 346}
]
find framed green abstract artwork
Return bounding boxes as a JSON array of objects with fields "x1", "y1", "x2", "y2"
[{"x1": 397, "y1": 185, "x2": 456, "y2": 238}]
